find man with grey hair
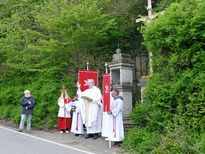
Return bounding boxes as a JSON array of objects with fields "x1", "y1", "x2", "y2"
[
  {"x1": 18, "y1": 90, "x2": 36, "y2": 133},
  {"x1": 77, "y1": 79, "x2": 102, "y2": 139}
]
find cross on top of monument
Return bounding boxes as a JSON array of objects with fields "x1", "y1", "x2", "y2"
[{"x1": 116, "y1": 42, "x2": 121, "y2": 53}]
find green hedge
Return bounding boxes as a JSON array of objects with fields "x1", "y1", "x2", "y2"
[{"x1": 122, "y1": 0, "x2": 205, "y2": 153}]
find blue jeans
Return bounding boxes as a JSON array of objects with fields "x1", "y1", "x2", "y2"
[{"x1": 19, "y1": 114, "x2": 32, "y2": 131}]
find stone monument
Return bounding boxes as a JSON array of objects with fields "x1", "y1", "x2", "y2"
[{"x1": 108, "y1": 48, "x2": 135, "y2": 117}]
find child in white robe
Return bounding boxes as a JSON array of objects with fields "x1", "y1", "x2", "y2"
[
  {"x1": 108, "y1": 89, "x2": 124, "y2": 146},
  {"x1": 71, "y1": 94, "x2": 84, "y2": 138},
  {"x1": 58, "y1": 91, "x2": 72, "y2": 133}
]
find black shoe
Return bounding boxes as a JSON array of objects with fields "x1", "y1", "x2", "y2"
[
  {"x1": 113, "y1": 142, "x2": 121, "y2": 147},
  {"x1": 93, "y1": 133, "x2": 98, "y2": 140},
  {"x1": 18, "y1": 129, "x2": 23, "y2": 132},
  {"x1": 76, "y1": 134, "x2": 82, "y2": 138},
  {"x1": 75, "y1": 134, "x2": 79, "y2": 137},
  {"x1": 85, "y1": 134, "x2": 93, "y2": 139}
]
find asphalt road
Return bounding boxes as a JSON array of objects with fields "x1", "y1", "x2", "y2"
[{"x1": 0, "y1": 126, "x2": 93, "y2": 154}]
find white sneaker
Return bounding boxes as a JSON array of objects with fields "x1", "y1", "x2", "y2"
[
  {"x1": 60, "y1": 131, "x2": 64, "y2": 133},
  {"x1": 65, "y1": 130, "x2": 69, "y2": 134},
  {"x1": 105, "y1": 138, "x2": 109, "y2": 141}
]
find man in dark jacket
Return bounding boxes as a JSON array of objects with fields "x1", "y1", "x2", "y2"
[{"x1": 18, "y1": 90, "x2": 35, "y2": 133}]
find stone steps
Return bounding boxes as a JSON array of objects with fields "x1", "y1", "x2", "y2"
[{"x1": 123, "y1": 117, "x2": 137, "y2": 131}]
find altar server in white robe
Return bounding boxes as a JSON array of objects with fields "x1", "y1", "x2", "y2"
[
  {"x1": 71, "y1": 94, "x2": 84, "y2": 138},
  {"x1": 58, "y1": 91, "x2": 72, "y2": 133},
  {"x1": 108, "y1": 89, "x2": 124, "y2": 145},
  {"x1": 77, "y1": 79, "x2": 102, "y2": 140}
]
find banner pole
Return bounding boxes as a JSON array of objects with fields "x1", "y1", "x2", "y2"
[
  {"x1": 87, "y1": 62, "x2": 89, "y2": 70},
  {"x1": 105, "y1": 62, "x2": 108, "y2": 74}
]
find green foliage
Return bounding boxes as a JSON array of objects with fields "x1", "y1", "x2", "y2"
[
  {"x1": 152, "y1": 114, "x2": 205, "y2": 154},
  {"x1": 130, "y1": 103, "x2": 152, "y2": 127},
  {"x1": 153, "y1": 0, "x2": 180, "y2": 12},
  {"x1": 121, "y1": 127, "x2": 160, "y2": 153},
  {"x1": 0, "y1": 0, "x2": 146, "y2": 129},
  {"x1": 97, "y1": 0, "x2": 148, "y2": 56},
  {"x1": 123, "y1": 0, "x2": 205, "y2": 153},
  {"x1": 141, "y1": 0, "x2": 205, "y2": 134}
]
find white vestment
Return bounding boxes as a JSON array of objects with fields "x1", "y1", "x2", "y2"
[
  {"x1": 71, "y1": 100, "x2": 84, "y2": 134},
  {"x1": 77, "y1": 86, "x2": 102, "y2": 134},
  {"x1": 108, "y1": 98, "x2": 124, "y2": 141},
  {"x1": 58, "y1": 99, "x2": 71, "y2": 118},
  {"x1": 102, "y1": 93, "x2": 114, "y2": 137}
]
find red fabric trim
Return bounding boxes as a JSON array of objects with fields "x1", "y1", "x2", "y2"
[
  {"x1": 76, "y1": 113, "x2": 79, "y2": 131},
  {"x1": 58, "y1": 117, "x2": 71, "y2": 130},
  {"x1": 113, "y1": 117, "x2": 116, "y2": 138},
  {"x1": 64, "y1": 97, "x2": 72, "y2": 104}
]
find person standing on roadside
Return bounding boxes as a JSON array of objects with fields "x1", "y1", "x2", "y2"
[{"x1": 18, "y1": 90, "x2": 36, "y2": 133}]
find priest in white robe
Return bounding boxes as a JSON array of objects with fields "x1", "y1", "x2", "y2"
[
  {"x1": 108, "y1": 89, "x2": 124, "y2": 145},
  {"x1": 77, "y1": 79, "x2": 102, "y2": 139}
]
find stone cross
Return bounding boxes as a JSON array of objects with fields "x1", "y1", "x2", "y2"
[
  {"x1": 136, "y1": 0, "x2": 164, "y2": 75},
  {"x1": 136, "y1": 0, "x2": 159, "y2": 23}
]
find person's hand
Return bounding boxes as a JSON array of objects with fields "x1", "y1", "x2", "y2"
[
  {"x1": 28, "y1": 101, "x2": 31, "y2": 104},
  {"x1": 86, "y1": 97, "x2": 93, "y2": 102},
  {"x1": 26, "y1": 107, "x2": 28, "y2": 110},
  {"x1": 77, "y1": 82, "x2": 81, "y2": 89}
]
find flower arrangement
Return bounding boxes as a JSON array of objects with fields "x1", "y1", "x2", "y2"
[
  {"x1": 139, "y1": 75, "x2": 152, "y2": 85},
  {"x1": 141, "y1": 75, "x2": 152, "y2": 79}
]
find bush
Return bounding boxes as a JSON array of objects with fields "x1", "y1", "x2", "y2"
[
  {"x1": 130, "y1": 103, "x2": 152, "y2": 127},
  {"x1": 192, "y1": 133, "x2": 205, "y2": 153},
  {"x1": 152, "y1": 114, "x2": 205, "y2": 154},
  {"x1": 141, "y1": 0, "x2": 205, "y2": 134},
  {"x1": 121, "y1": 127, "x2": 160, "y2": 153},
  {"x1": 123, "y1": 0, "x2": 205, "y2": 153}
]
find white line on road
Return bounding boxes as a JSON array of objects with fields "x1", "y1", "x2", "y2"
[{"x1": 0, "y1": 125, "x2": 94, "y2": 154}]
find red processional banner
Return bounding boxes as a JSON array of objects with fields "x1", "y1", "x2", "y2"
[
  {"x1": 103, "y1": 73, "x2": 110, "y2": 112},
  {"x1": 78, "y1": 70, "x2": 98, "y2": 92}
]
